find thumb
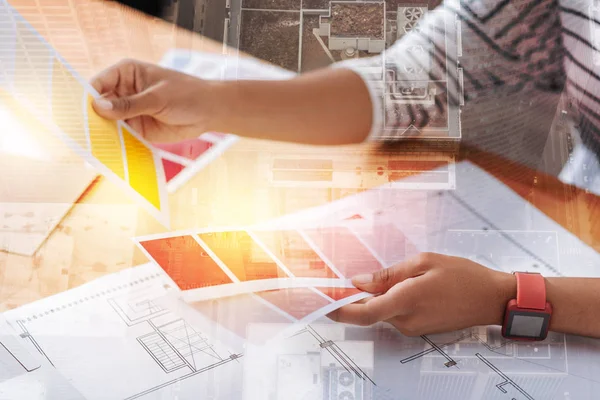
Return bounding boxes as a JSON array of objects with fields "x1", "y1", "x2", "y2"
[
  {"x1": 92, "y1": 91, "x2": 161, "y2": 121},
  {"x1": 352, "y1": 255, "x2": 427, "y2": 293},
  {"x1": 352, "y1": 268, "x2": 402, "y2": 294}
]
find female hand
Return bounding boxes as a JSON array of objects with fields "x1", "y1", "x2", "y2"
[
  {"x1": 328, "y1": 253, "x2": 517, "y2": 336},
  {"x1": 90, "y1": 59, "x2": 219, "y2": 143}
]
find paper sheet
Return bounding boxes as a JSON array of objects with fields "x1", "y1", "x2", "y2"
[
  {"x1": 0, "y1": 1, "x2": 170, "y2": 227},
  {"x1": 3, "y1": 263, "x2": 245, "y2": 400}
]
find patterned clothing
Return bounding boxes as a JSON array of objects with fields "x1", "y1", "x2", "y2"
[{"x1": 336, "y1": 0, "x2": 600, "y2": 163}]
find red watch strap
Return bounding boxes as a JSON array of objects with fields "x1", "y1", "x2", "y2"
[{"x1": 515, "y1": 272, "x2": 546, "y2": 310}]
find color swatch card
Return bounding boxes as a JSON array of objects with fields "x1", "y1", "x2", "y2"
[
  {"x1": 136, "y1": 228, "x2": 365, "y2": 302},
  {"x1": 0, "y1": 1, "x2": 169, "y2": 226},
  {"x1": 135, "y1": 214, "x2": 420, "y2": 304}
]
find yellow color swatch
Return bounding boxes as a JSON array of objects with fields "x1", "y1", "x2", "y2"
[
  {"x1": 51, "y1": 59, "x2": 88, "y2": 150},
  {"x1": 14, "y1": 21, "x2": 53, "y2": 117},
  {"x1": 121, "y1": 126, "x2": 161, "y2": 210},
  {"x1": 86, "y1": 94, "x2": 125, "y2": 179}
]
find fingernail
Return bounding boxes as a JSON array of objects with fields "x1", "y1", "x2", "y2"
[
  {"x1": 352, "y1": 274, "x2": 373, "y2": 285},
  {"x1": 94, "y1": 98, "x2": 113, "y2": 110}
]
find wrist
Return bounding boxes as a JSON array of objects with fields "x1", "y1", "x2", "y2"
[
  {"x1": 487, "y1": 271, "x2": 517, "y2": 326},
  {"x1": 204, "y1": 80, "x2": 238, "y2": 134}
]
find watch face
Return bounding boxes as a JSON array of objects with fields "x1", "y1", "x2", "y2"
[{"x1": 504, "y1": 310, "x2": 551, "y2": 340}]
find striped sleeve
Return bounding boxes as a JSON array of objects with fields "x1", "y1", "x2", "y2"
[{"x1": 332, "y1": 0, "x2": 566, "y2": 144}]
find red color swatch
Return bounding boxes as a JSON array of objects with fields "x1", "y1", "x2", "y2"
[
  {"x1": 304, "y1": 226, "x2": 383, "y2": 277},
  {"x1": 155, "y1": 139, "x2": 213, "y2": 160},
  {"x1": 353, "y1": 222, "x2": 416, "y2": 267},
  {"x1": 161, "y1": 159, "x2": 185, "y2": 182},
  {"x1": 140, "y1": 235, "x2": 233, "y2": 290},
  {"x1": 256, "y1": 288, "x2": 331, "y2": 320}
]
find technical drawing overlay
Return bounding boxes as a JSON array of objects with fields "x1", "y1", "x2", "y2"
[
  {"x1": 383, "y1": 4, "x2": 462, "y2": 138},
  {"x1": 242, "y1": 321, "x2": 600, "y2": 400},
  {"x1": 0, "y1": 1, "x2": 169, "y2": 225},
  {"x1": 475, "y1": 353, "x2": 534, "y2": 400},
  {"x1": 290, "y1": 325, "x2": 376, "y2": 386},
  {"x1": 4, "y1": 264, "x2": 244, "y2": 400},
  {"x1": 435, "y1": 229, "x2": 562, "y2": 277},
  {"x1": 227, "y1": 0, "x2": 463, "y2": 139},
  {"x1": 243, "y1": 323, "x2": 378, "y2": 400}
]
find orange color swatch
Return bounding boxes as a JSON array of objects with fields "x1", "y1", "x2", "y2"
[
  {"x1": 198, "y1": 231, "x2": 287, "y2": 281},
  {"x1": 141, "y1": 235, "x2": 233, "y2": 290}
]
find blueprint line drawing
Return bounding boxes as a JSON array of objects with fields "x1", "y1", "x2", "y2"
[
  {"x1": 290, "y1": 325, "x2": 376, "y2": 386},
  {"x1": 0, "y1": 341, "x2": 40, "y2": 372},
  {"x1": 476, "y1": 353, "x2": 535, "y2": 400},
  {"x1": 108, "y1": 288, "x2": 170, "y2": 326},
  {"x1": 445, "y1": 192, "x2": 563, "y2": 276},
  {"x1": 15, "y1": 320, "x2": 54, "y2": 367},
  {"x1": 127, "y1": 314, "x2": 243, "y2": 400},
  {"x1": 118, "y1": 291, "x2": 244, "y2": 399},
  {"x1": 400, "y1": 334, "x2": 466, "y2": 368}
]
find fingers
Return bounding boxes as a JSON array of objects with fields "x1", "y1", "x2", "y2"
[
  {"x1": 92, "y1": 90, "x2": 163, "y2": 121},
  {"x1": 328, "y1": 282, "x2": 415, "y2": 326},
  {"x1": 90, "y1": 59, "x2": 147, "y2": 96},
  {"x1": 351, "y1": 253, "x2": 431, "y2": 294},
  {"x1": 90, "y1": 65, "x2": 120, "y2": 95}
]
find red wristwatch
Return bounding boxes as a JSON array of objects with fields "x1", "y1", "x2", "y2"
[{"x1": 502, "y1": 272, "x2": 552, "y2": 341}]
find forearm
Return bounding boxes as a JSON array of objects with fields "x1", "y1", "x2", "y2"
[
  {"x1": 209, "y1": 68, "x2": 372, "y2": 145},
  {"x1": 545, "y1": 277, "x2": 600, "y2": 337},
  {"x1": 494, "y1": 274, "x2": 600, "y2": 338}
]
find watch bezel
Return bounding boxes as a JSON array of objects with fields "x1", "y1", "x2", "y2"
[{"x1": 502, "y1": 299, "x2": 553, "y2": 341}]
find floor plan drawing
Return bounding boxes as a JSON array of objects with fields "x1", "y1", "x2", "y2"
[{"x1": 4, "y1": 264, "x2": 244, "y2": 400}]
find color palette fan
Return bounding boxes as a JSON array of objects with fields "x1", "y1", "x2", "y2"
[
  {"x1": 0, "y1": 1, "x2": 169, "y2": 225},
  {"x1": 135, "y1": 217, "x2": 419, "y2": 300}
]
